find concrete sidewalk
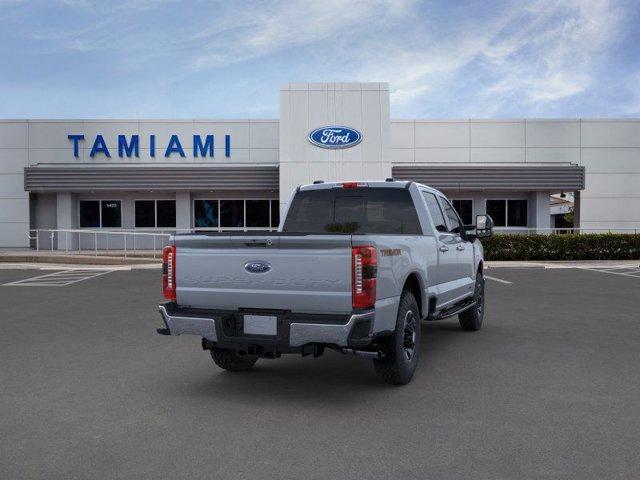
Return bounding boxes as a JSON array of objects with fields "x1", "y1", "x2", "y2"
[{"x1": 0, "y1": 249, "x2": 161, "y2": 266}]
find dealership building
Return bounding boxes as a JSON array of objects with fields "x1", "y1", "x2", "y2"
[{"x1": 0, "y1": 82, "x2": 639, "y2": 249}]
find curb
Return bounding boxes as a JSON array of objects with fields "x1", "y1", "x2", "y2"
[{"x1": 486, "y1": 260, "x2": 640, "y2": 268}]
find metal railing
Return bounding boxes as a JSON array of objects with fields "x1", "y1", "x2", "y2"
[
  {"x1": 26, "y1": 227, "x2": 276, "y2": 257},
  {"x1": 28, "y1": 229, "x2": 173, "y2": 258}
]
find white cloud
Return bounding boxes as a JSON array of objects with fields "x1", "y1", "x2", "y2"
[
  {"x1": 362, "y1": 0, "x2": 623, "y2": 114},
  {"x1": 479, "y1": 0, "x2": 622, "y2": 105},
  {"x1": 4, "y1": 0, "x2": 630, "y2": 117},
  {"x1": 189, "y1": 0, "x2": 416, "y2": 70}
]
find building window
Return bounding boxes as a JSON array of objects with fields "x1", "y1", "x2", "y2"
[
  {"x1": 507, "y1": 200, "x2": 528, "y2": 227},
  {"x1": 101, "y1": 201, "x2": 122, "y2": 228},
  {"x1": 220, "y1": 200, "x2": 244, "y2": 227},
  {"x1": 486, "y1": 200, "x2": 506, "y2": 227},
  {"x1": 246, "y1": 200, "x2": 270, "y2": 227},
  {"x1": 79, "y1": 201, "x2": 100, "y2": 228},
  {"x1": 194, "y1": 200, "x2": 219, "y2": 228},
  {"x1": 271, "y1": 200, "x2": 280, "y2": 228},
  {"x1": 194, "y1": 199, "x2": 279, "y2": 230},
  {"x1": 135, "y1": 200, "x2": 176, "y2": 228},
  {"x1": 452, "y1": 199, "x2": 473, "y2": 225},
  {"x1": 80, "y1": 200, "x2": 121, "y2": 228},
  {"x1": 486, "y1": 199, "x2": 528, "y2": 227},
  {"x1": 135, "y1": 201, "x2": 155, "y2": 228}
]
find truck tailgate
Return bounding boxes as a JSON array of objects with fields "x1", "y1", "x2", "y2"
[{"x1": 174, "y1": 234, "x2": 352, "y2": 314}]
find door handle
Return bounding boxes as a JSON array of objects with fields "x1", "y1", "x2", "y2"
[
  {"x1": 456, "y1": 245, "x2": 465, "y2": 251},
  {"x1": 439, "y1": 245, "x2": 449, "y2": 252}
]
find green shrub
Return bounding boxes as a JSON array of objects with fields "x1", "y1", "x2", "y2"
[{"x1": 481, "y1": 233, "x2": 640, "y2": 261}]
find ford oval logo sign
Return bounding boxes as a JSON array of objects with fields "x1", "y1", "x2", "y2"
[
  {"x1": 244, "y1": 261, "x2": 271, "y2": 274},
  {"x1": 308, "y1": 126, "x2": 362, "y2": 149}
]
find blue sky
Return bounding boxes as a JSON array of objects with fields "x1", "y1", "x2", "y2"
[{"x1": 1, "y1": 0, "x2": 639, "y2": 119}]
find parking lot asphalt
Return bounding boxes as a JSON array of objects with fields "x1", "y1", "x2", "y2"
[{"x1": 1, "y1": 266, "x2": 639, "y2": 480}]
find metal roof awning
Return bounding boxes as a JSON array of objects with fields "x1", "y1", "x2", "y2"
[
  {"x1": 24, "y1": 164, "x2": 279, "y2": 192},
  {"x1": 392, "y1": 164, "x2": 585, "y2": 192}
]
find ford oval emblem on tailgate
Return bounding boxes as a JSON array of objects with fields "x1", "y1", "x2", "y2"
[{"x1": 244, "y1": 261, "x2": 271, "y2": 274}]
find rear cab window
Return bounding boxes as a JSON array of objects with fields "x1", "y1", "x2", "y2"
[{"x1": 282, "y1": 187, "x2": 422, "y2": 234}]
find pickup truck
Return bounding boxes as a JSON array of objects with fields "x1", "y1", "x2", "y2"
[{"x1": 157, "y1": 180, "x2": 494, "y2": 384}]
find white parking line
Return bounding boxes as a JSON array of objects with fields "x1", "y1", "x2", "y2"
[
  {"x1": 577, "y1": 266, "x2": 640, "y2": 279},
  {"x1": 485, "y1": 275, "x2": 513, "y2": 284},
  {"x1": 2, "y1": 268, "x2": 115, "y2": 287}
]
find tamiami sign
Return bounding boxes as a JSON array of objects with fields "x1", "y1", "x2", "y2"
[
  {"x1": 68, "y1": 125, "x2": 363, "y2": 159},
  {"x1": 67, "y1": 134, "x2": 232, "y2": 158}
]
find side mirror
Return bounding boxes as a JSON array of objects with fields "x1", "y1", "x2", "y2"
[{"x1": 475, "y1": 214, "x2": 494, "y2": 239}]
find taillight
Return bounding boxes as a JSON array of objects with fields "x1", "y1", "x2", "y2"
[
  {"x1": 352, "y1": 246, "x2": 377, "y2": 309},
  {"x1": 162, "y1": 245, "x2": 176, "y2": 301},
  {"x1": 342, "y1": 181, "x2": 359, "y2": 189}
]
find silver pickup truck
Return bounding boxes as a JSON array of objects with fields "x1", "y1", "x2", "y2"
[{"x1": 157, "y1": 180, "x2": 494, "y2": 384}]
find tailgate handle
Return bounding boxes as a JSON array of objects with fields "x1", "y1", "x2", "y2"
[{"x1": 244, "y1": 240, "x2": 273, "y2": 247}]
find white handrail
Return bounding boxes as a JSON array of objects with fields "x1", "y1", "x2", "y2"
[
  {"x1": 29, "y1": 228, "x2": 173, "y2": 237},
  {"x1": 28, "y1": 228, "x2": 173, "y2": 257}
]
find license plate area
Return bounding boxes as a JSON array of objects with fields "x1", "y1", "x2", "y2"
[{"x1": 243, "y1": 314, "x2": 278, "y2": 336}]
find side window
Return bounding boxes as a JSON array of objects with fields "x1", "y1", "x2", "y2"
[
  {"x1": 439, "y1": 197, "x2": 463, "y2": 234},
  {"x1": 422, "y1": 192, "x2": 447, "y2": 233}
]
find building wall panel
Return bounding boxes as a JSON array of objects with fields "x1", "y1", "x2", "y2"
[
  {"x1": 415, "y1": 121, "x2": 468, "y2": 148},
  {"x1": 28, "y1": 121, "x2": 84, "y2": 148},
  {"x1": 470, "y1": 121, "x2": 525, "y2": 148},
  {"x1": 0, "y1": 222, "x2": 30, "y2": 247},
  {"x1": 526, "y1": 148, "x2": 580, "y2": 164},
  {"x1": 581, "y1": 121, "x2": 640, "y2": 148},
  {"x1": 0, "y1": 198, "x2": 29, "y2": 222},
  {"x1": 0, "y1": 121, "x2": 28, "y2": 148},
  {"x1": 413, "y1": 148, "x2": 468, "y2": 163},
  {"x1": 391, "y1": 122, "x2": 414, "y2": 149},
  {"x1": 470, "y1": 148, "x2": 525, "y2": 163},
  {"x1": 525, "y1": 120, "x2": 580, "y2": 147},
  {"x1": 0, "y1": 149, "x2": 29, "y2": 173},
  {"x1": 0, "y1": 174, "x2": 28, "y2": 198},
  {"x1": 580, "y1": 148, "x2": 640, "y2": 173}
]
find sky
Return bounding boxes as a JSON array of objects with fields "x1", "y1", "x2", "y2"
[{"x1": 0, "y1": 0, "x2": 639, "y2": 119}]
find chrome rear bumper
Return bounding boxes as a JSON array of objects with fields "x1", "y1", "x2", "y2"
[
  {"x1": 157, "y1": 303, "x2": 374, "y2": 348},
  {"x1": 289, "y1": 311, "x2": 374, "y2": 347},
  {"x1": 158, "y1": 304, "x2": 217, "y2": 341}
]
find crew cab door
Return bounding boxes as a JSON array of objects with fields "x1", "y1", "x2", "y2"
[
  {"x1": 422, "y1": 191, "x2": 460, "y2": 307},
  {"x1": 438, "y1": 196, "x2": 475, "y2": 300}
]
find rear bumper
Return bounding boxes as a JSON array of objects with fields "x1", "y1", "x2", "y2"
[
  {"x1": 158, "y1": 304, "x2": 217, "y2": 341},
  {"x1": 157, "y1": 302, "x2": 375, "y2": 350}
]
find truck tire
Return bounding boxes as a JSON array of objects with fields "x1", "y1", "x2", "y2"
[
  {"x1": 458, "y1": 271, "x2": 484, "y2": 331},
  {"x1": 210, "y1": 348, "x2": 258, "y2": 372},
  {"x1": 373, "y1": 291, "x2": 421, "y2": 385}
]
